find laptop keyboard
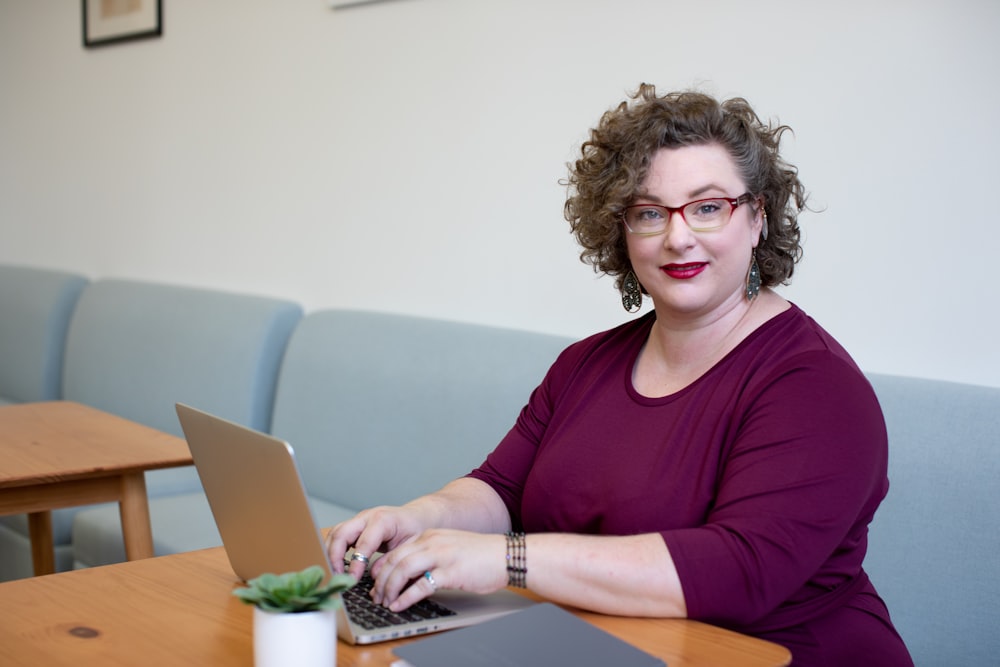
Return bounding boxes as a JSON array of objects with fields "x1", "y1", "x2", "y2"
[{"x1": 342, "y1": 573, "x2": 457, "y2": 630}]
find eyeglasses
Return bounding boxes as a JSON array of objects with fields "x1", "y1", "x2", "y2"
[{"x1": 622, "y1": 192, "x2": 755, "y2": 235}]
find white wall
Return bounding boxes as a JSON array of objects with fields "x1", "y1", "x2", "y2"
[{"x1": 1, "y1": 0, "x2": 998, "y2": 388}]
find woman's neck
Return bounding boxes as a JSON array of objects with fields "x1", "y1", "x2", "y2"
[{"x1": 633, "y1": 289, "x2": 788, "y2": 397}]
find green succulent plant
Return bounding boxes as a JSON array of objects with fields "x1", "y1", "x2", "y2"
[{"x1": 233, "y1": 565, "x2": 356, "y2": 613}]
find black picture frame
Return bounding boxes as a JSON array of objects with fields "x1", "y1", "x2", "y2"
[{"x1": 83, "y1": 0, "x2": 163, "y2": 48}]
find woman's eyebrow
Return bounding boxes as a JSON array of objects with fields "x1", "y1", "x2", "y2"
[
  {"x1": 687, "y1": 184, "x2": 727, "y2": 199},
  {"x1": 632, "y1": 183, "x2": 727, "y2": 204}
]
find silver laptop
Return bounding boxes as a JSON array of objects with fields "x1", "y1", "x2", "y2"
[{"x1": 175, "y1": 403, "x2": 534, "y2": 645}]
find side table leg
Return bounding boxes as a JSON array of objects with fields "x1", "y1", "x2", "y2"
[
  {"x1": 118, "y1": 473, "x2": 154, "y2": 560},
  {"x1": 28, "y1": 510, "x2": 56, "y2": 576}
]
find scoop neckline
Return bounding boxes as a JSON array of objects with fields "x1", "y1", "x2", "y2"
[{"x1": 625, "y1": 303, "x2": 800, "y2": 404}]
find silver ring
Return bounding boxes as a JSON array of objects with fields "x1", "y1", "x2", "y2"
[
  {"x1": 350, "y1": 551, "x2": 370, "y2": 564},
  {"x1": 423, "y1": 570, "x2": 437, "y2": 591}
]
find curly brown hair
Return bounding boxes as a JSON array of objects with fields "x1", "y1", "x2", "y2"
[{"x1": 564, "y1": 84, "x2": 807, "y2": 292}]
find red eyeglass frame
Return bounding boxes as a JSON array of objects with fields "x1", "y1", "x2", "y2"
[{"x1": 622, "y1": 192, "x2": 755, "y2": 235}]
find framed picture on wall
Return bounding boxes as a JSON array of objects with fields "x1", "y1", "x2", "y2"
[{"x1": 83, "y1": 0, "x2": 163, "y2": 48}]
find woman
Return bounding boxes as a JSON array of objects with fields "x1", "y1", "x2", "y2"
[{"x1": 327, "y1": 85, "x2": 913, "y2": 665}]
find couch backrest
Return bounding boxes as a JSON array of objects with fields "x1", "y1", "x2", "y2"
[
  {"x1": 865, "y1": 373, "x2": 1000, "y2": 667},
  {"x1": 0, "y1": 264, "x2": 88, "y2": 405},
  {"x1": 61, "y1": 279, "x2": 302, "y2": 495},
  {"x1": 270, "y1": 309, "x2": 573, "y2": 510}
]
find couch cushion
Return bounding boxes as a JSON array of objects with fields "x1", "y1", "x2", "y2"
[
  {"x1": 269, "y1": 309, "x2": 573, "y2": 511},
  {"x1": 865, "y1": 373, "x2": 1000, "y2": 667},
  {"x1": 0, "y1": 525, "x2": 73, "y2": 582},
  {"x1": 0, "y1": 264, "x2": 87, "y2": 404},
  {"x1": 71, "y1": 494, "x2": 221, "y2": 568},
  {"x1": 62, "y1": 279, "x2": 302, "y2": 438}
]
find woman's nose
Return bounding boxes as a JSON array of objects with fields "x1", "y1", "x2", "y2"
[{"x1": 663, "y1": 211, "x2": 695, "y2": 250}]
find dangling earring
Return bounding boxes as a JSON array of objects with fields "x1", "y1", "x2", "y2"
[
  {"x1": 745, "y1": 251, "x2": 761, "y2": 302},
  {"x1": 621, "y1": 270, "x2": 642, "y2": 313},
  {"x1": 761, "y1": 211, "x2": 769, "y2": 241}
]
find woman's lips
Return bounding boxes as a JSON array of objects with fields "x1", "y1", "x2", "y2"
[{"x1": 661, "y1": 262, "x2": 707, "y2": 279}]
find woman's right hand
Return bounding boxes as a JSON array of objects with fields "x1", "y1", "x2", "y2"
[
  {"x1": 325, "y1": 504, "x2": 427, "y2": 581},
  {"x1": 325, "y1": 478, "x2": 512, "y2": 583}
]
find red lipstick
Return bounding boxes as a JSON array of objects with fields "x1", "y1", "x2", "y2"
[{"x1": 661, "y1": 263, "x2": 707, "y2": 279}]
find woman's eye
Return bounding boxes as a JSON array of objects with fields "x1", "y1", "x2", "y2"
[
  {"x1": 636, "y1": 207, "x2": 664, "y2": 221},
  {"x1": 691, "y1": 200, "x2": 724, "y2": 217}
]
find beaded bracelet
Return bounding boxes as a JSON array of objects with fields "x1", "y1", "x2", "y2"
[{"x1": 504, "y1": 531, "x2": 527, "y2": 588}]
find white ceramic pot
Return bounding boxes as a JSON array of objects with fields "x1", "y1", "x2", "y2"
[{"x1": 253, "y1": 606, "x2": 337, "y2": 667}]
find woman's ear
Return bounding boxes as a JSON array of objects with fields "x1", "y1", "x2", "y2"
[{"x1": 755, "y1": 197, "x2": 768, "y2": 242}]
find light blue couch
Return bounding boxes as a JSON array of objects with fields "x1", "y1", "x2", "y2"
[
  {"x1": 0, "y1": 262, "x2": 997, "y2": 666},
  {"x1": 0, "y1": 274, "x2": 301, "y2": 579}
]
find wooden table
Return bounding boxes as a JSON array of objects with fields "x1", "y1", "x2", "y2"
[
  {"x1": 0, "y1": 546, "x2": 792, "y2": 667},
  {"x1": 0, "y1": 401, "x2": 193, "y2": 575}
]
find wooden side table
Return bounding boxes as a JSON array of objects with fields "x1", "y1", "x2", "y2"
[{"x1": 0, "y1": 401, "x2": 193, "y2": 575}]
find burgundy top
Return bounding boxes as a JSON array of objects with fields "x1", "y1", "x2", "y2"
[{"x1": 469, "y1": 305, "x2": 912, "y2": 665}]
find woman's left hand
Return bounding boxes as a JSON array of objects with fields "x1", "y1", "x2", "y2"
[{"x1": 369, "y1": 529, "x2": 508, "y2": 612}]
